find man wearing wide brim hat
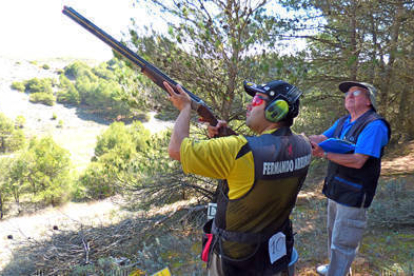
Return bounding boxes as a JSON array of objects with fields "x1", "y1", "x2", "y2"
[{"x1": 309, "y1": 81, "x2": 391, "y2": 276}]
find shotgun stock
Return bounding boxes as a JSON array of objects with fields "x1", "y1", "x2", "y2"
[{"x1": 62, "y1": 6, "x2": 235, "y2": 137}]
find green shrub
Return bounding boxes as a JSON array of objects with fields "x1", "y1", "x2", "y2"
[
  {"x1": 75, "y1": 75, "x2": 98, "y2": 104},
  {"x1": 58, "y1": 73, "x2": 71, "y2": 89},
  {"x1": 57, "y1": 120, "x2": 64, "y2": 128},
  {"x1": 24, "y1": 78, "x2": 53, "y2": 94},
  {"x1": 0, "y1": 113, "x2": 26, "y2": 153},
  {"x1": 94, "y1": 122, "x2": 136, "y2": 158},
  {"x1": 6, "y1": 131, "x2": 26, "y2": 152},
  {"x1": 15, "y1": 115, "x2": 26, "y2": 128},
  {"x1": 95, "y1": 122, "x2": 150, "y2": 157},
  {"x1": 64, "y1": 61, "x2": 96, "y2": 81},
  {"x1": 80, "y1": 122, "x2": 151, "y2": 199},
  {"x1": 0, "y1": 158, "x2": 12, "y2": 218},
  {"x1": 129, "y1": 121, "x2": 151, "y2": 152},
  {"x1": 11, "y1": 81, "x2": 25, "y2": 92},
  {"x1": 126, "y1": 128, "x2": 217, "y2": 208},
  {"x1": 25, "y1": 137, "x2": 74, "y2": 207},
  {"x1": 79, "y1": 161, "x2": 119, "y2": 199},
  {"x1": 92, "y1": 62, "x2": 116, "y2": 80},
  {"x1": 57, "y1": 74, "x2": 80, "y2": 105},
  {"x1": 50, "y1": 78, "x2": 58, "y2": 87},
  {"x1": 51, "y1": 113, "x2": 57, "y2": 120},
  {"x1": 42, "y1": 64, "x2": 50, "y2": 70},
  {"x1": 57, "y1": 88, "x2": 81, "y2": 105},
  {"x1": 29, "y1": 92, "x2": 56, "y2": 106},
  {"x1": 56, "y1": 59, "x2": 141, "y2": 119},
  {"x1": 0, "y1": 136, "x2": 74, "y2": 214}
]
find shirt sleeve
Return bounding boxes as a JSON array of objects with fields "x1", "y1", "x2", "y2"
[
  {"x1": 322, "y1": 119, "x2": 340, "y2": 138},
  {"x1": 180, "y1": 135, "x2": 247, "y2": 179},
  {"x1": 354, "y1": 120, "x2": 389, "y2": 158}
]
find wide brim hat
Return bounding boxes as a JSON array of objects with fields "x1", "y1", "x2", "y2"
[{"x1": 339, "y1": 81, "x2": 377, "y2": 111}]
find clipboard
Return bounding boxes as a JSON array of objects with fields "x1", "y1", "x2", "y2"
[{"x1": 318, "y1": 138, "x2": 355, "y2": 153}]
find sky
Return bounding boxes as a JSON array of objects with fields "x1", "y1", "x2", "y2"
[
  {"x1": 0, "y1": 0, "x2": 311, "y2": 62},
  {"x1": 0, "y1": 0, "x2": 157, "y2": 61}
]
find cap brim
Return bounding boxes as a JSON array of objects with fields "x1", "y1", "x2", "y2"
[
  {"x1": 338, "y1": 81, "x2": 368, "y2": 93},
  {"x1": 243, "y1": 81, "x2": 266, "y2": 97}
]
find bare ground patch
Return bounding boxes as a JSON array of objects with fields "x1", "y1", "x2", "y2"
[
  {"x1": 0, "y1": 199, "x2": 191, "y2": 274},
  {"x1": 382, "y1": 141, "x2": 414, "y2": 176}
]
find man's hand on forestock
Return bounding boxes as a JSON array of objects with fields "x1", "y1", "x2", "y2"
[
  {"x1": 163, "y1": 81, "x2": 191, "y2": 111},
  {"x1": 164, "y1": 81, "x2": 192, "y2": 161},
  {"x1": 311, "y1": 141, "x2": 325, "y2": 158},
  {"x1": 309, "y1": 135, "x2": 327, "y2": 144}
]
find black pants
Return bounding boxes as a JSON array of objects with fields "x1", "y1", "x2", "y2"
[{"x1": 208, "y1": 253, "x2": 289, "y2": 276}]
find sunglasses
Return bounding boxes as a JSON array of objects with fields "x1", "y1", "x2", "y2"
[
  {"x1": 252, "y1": 95, "x2": 268, "y2": 107},
  {"x1": 344, "y1": 90, "x2": 364, "y2": 97}
]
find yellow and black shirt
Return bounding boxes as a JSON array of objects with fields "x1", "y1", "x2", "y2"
[
  {"x1": 181, "y1": 130, "x2": 260, "y2": 200},
  {"x1": 181, "y1": 127, "x2": 312, "y2": 264}
]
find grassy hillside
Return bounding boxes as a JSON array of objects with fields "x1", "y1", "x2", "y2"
[{"x1": 1, "y1": 57, "x2": 413, "y2": 275}]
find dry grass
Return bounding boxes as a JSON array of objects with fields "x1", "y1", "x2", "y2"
[
  {"x1": 0, "y1": 194, "x2": 207, "y2": 275},
  {"x1": 2, "y1": 175, "x2": 413, "y2": 275},
  {"x1": 0, "y1": 196, "x2": 129, "y2": 271}
]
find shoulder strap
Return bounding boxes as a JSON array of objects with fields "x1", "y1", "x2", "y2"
[
  {"x1": 333, "y1": 115, "x2": 349, "y2": 138},
  {"x1": 236, "y1": 143, "x2": 251, "y2": 160},
  {"x1": 344, "y1": 110, "x2": 389, "y2": 143},
  {"x1": 237, "y1": 127, "x2": 292, "y2": 160},
  {"x1": 271, "y1": 126, "x2": 292, "y2": 137}
]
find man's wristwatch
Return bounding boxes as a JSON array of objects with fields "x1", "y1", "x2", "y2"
[{"x1": 323, "y1": 152, "x2": 328, "y2": 159}]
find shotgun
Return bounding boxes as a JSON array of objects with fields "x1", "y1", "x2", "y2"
[{"x1": 62, "y1": 6, "x2": 235, "y2": 136}]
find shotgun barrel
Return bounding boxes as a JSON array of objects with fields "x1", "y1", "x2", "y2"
[{"x1": 62, "y1": 6, "x2": 235, "y2": 136}]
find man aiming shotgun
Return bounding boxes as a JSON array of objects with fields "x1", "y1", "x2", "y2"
[
  {"x1": 164, "y1": 79, "x2": 311, "y2": 275},
  {"x1": 64, "y1": 7, "x2": 312, "y2": 275}
]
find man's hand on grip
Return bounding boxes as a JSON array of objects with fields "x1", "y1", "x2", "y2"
[{"x1": 207, "y1": 120, "x2": 228, "y2": 138}]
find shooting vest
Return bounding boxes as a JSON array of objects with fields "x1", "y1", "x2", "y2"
[
  {"x1": 211, "y1": 127, "x2": 311, "y2": 274},
  {"x1": 323, "y1": 110, "x2": 391, "y2": 208}
]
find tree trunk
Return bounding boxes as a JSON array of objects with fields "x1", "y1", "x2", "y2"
[
  {"x1": 368, "y1": 4, "x2": 378, "y2": 83},
  {"x1": 0, "y1": 193, "x2": 3, "y2": 219},
  {"x1": 348, "y1": 0, "x2": 360, "y2": 80},
  {"x1": 380, "y1": 0, "x2": 404, "y2": 117},
  {"x1": 223, "y1": 62, "x2": 237, "y2": 121},
  {"x1": 13, "y1": 188, "x2": 21, "y2": 215},
  {"x1": 396, "y1": 43, "x2": 414, "y2": 140},
  {"x1": 0, "y1": 136, "x2": 4, "y2": 153}
]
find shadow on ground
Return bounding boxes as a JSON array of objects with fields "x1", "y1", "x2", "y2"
[{"x1": 1, "y1": 208, "x2": 205, "y2": 276}]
